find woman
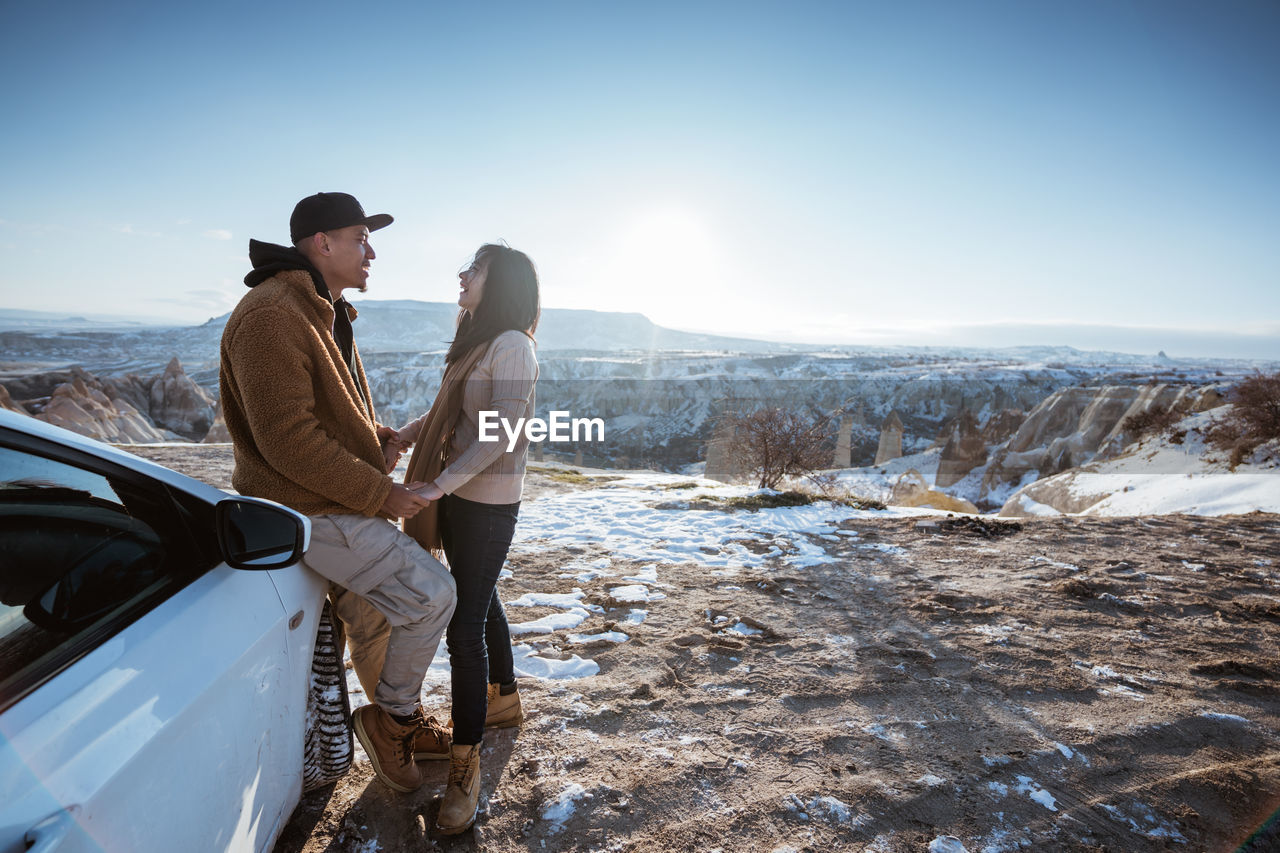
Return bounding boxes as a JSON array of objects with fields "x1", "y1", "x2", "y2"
[{"x1": 399, "y1": 243, "x2": 540, "y2": 835}]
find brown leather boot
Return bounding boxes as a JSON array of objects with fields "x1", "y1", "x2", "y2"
[
  {"x1": 437, "y1": 743, "x2": 482, "y2": 834},
  {"x1": 352, "y1": 704, "x2": 422, "y2": 793},
  {"x1": 413, "y1": 711, "x2": 451, "y2": 761}
]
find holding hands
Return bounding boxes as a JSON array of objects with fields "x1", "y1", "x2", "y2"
[
  {"x1": 381, "y1": 481, "x2": 432, "y2": 519},
  {"x1": 377, "y1": 425, "x2": 412, "y2": 474},
  {"x1": 375, "y1": 425, "x2": 443, "y2": 517}
]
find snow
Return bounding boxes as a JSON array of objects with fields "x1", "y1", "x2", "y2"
[
  {"x1": 1013, "y1": 776, "x2": 1057, "y2": 811},
  {"x1": 566, "y1": 630, "x2": 629, "y2": 644},
  {"x1": 508, "y1": 590, "x2": 598, "y2": 610},
  {"x1": 1008, "y1": 494, "x2": 1063, "y2": 517},
  {"x1": 928, "y1": 837, "x2": 970, "y2": 853},
  {"x1": 513, "y1": 645, "x2": 599, "y2": 680},
  {"x1": 1100, "y1": 802, "x2": 1189, "y2": 842},
  {"x1": 1201, "y1": 711, "x2": 1249, "y2": 723},
  {"x1": 607, "y1": 584, "x2": 665, "y2": 603},
  {"x1": 1081, "y1": 472, "x2": 1280, "y2": 516},
  {"x1": 515, "y1": 475, "x2": 917, "y2": 572},
  {"x1": 509, "y1": 609, "x2": 593, "y2": 635},
  {"x1": 619, "y1": 609, "x2": 648, "y2": 625},
  {"x1": 540, "y1": 782, "x2": 592, "y2": 833},
  {"x1": 805, "y1": 794, "x2": 864, "y2": 826}
]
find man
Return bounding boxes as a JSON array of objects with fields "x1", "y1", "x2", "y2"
[{"x1": 219, "y1": 191, "x2": 456, "y2": 794}]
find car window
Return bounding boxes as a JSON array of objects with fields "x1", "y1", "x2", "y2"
[{"x1": 0, "y1": 442, "x2": 219, "y2": 711}]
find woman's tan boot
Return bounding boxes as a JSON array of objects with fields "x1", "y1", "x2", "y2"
[
  {"x1": 437, "y1": 743, "x2": 482, "y2": 834},
  {"x1": 484, "y1": 682, "x2": 523, "y2": 728}
]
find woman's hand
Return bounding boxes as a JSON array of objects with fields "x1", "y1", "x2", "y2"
[{"x1": 413, "y1": 481, "x2": 445, "y2": 501}]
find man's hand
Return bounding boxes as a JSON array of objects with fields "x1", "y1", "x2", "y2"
[
  {"x1": 382, "y1": 440, "x2": 407, "y2": 473},
  {"x1": 377, "y1": 426, "x2": 411, "y2": 473},
  {"x1": 380, "y1": 482, "x2": 432, "y2": 519}
]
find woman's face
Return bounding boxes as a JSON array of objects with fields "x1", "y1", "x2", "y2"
[{"x1": 458, "y1": 257, "x2": 489, "y2": 313}]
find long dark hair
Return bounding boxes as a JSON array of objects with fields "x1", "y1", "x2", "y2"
[{"x1": 446, "y1": 243, "x2": 541, "y2": 365}]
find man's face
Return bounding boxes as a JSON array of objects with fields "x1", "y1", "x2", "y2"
[{"x1": 321, "y1": 225, "x2": 375, "y2": 296}]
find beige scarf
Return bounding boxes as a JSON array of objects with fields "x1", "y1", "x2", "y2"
[{"x1": 402, "y1": 342, "x2": 489, "y2": 556}]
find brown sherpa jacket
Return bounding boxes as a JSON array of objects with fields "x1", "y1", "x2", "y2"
[{"x1": 219, "y1": 269, "x2": 392, "y2": 517}]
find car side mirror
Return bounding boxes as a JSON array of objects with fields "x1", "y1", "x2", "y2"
[{"x1": 215, "y1": 497, "x2": 310, "y2": 571}]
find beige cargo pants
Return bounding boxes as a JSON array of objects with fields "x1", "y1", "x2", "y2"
[{"x1": 302, "y1": 513, "x2": 456, "y2": 717}]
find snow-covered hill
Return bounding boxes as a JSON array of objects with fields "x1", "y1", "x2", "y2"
[{"x1": 998, "y1": 408, "x2": 1280, "y2": 517}]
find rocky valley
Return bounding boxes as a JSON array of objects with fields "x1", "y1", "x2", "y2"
[{"x1": 2, "y1": 302, "x2": 1275, "y2": 515}]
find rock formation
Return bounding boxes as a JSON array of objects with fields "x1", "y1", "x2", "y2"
[
  {"x1": 981, "y1": 409, "x2": 1025, "y2": 445},
  {"x1": 5, "y1": 359, "x2": 218, "y2": 443},
  {"x1": 202, "y1": 399, "x2": 231, "y2": 443},
  {"x1": 38, "y1": 368, "x2": 169, "y2": 443},
  {"x1": 0, "y1": 384, "x2": 27, "y2": 414},
  {"x1": 705, "y1": 416, "x2": 750, "y2": 483},
  {"x1": 874, "y1": 411, "x2": 904, "y2": 465},
  {"x1": 148, "y1": 357, "x2": 216, "y2": 439},
  {"x1": 890, "y1": 469, "x2": 980, "y2": 513},
  {"x1": 981, "y1": 384, "x2": 1223, "y2": 494},
  {"x1": 935, "y1": 408, "x2": 988, "y2": 487},
  {"x1": 833, "y1": 414, "x2": 853, "y2": 469},
  {"x1": 101, "y1": 357, "x2": 214, "y2": 440}
]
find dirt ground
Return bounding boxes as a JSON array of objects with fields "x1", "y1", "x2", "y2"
[{"x1": 127, "y1": 445, "x2": 1280, "y2": 852}]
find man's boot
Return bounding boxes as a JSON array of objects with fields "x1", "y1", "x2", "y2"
[
  {"x1": 413, "y1": 710, "x2": 452, "y2": 761},
  {"x1": 352, "y1": 704, "x2": 422, "y2": 792},
  {"x1": 437, "y1": 742, "x2": 482, "y2": 834}
]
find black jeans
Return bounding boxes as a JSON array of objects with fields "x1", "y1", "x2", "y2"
[{"x1": 439, "y1": 493, "x2": 520, "y2": 746}]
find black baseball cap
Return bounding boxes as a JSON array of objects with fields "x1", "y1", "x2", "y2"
[{"x1": 289, "y1": 192, "x2": 393, "y2": 244}]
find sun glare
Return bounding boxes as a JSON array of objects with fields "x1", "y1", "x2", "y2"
[{"x1": 608, "y1": 208, "x2": 722, "y2": 323}]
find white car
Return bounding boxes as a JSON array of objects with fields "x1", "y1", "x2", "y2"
[{"x1": 0, "y1": 409, "x2": 352, "y2": 852}]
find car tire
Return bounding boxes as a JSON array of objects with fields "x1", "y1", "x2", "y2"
[{"x1": 302, "y1": 599, "x2": 353, "y2": 791}]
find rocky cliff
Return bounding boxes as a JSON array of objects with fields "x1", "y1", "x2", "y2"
[
  {"x1": 35, "y1": 368, "x2": 171, "y2": 442},
  {"x1": 363, "y1": 351, "x2": 1091, "y2": 469},
  {"x1": 996, "y1": 405, "x2": 1279, "y2": 517},
  {"x1": 981, "y1": 383, "x2": 1225, "y2": 495},
  {"x1": 0, "y1": 360, "x2": 212, "y2": 443}
]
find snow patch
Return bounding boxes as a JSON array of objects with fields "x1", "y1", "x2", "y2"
[
  {"x1": 1013, "y1": 776, "x2": 1057, "y2": 811},
  {"x1": 928, "y1": 837, "x2": 970, "y2": 853},
  {"x1": 540, "y1": 783, "x2": 592, "y2": 833},
  {"x1": 509, "y1": 608, "x2": 593, "y2": 635}
]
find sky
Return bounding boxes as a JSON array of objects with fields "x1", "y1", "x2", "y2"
[{"x1": 1, "y1": 0, "x2": 1278, "y2": 359}]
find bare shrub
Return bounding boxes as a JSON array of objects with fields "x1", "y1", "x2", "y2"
[
  {"x1": 723, "y1": 406, "x2": 832, "y2": 489},
  {"x1": 1206, "y1": 371, "x2": 1280, "y2": 469},
  {"x1": 1122, "y1": 403, "x2": 1183, "y2": 439}
]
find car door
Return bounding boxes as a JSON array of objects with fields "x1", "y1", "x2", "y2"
[{"x1": 0, "y1": 431, "x2": 296, "y2": 853}]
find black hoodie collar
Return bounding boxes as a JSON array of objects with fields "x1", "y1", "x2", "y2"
[{"x1": 245, "y1": 239, "x2": 331, "y2": 297}]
